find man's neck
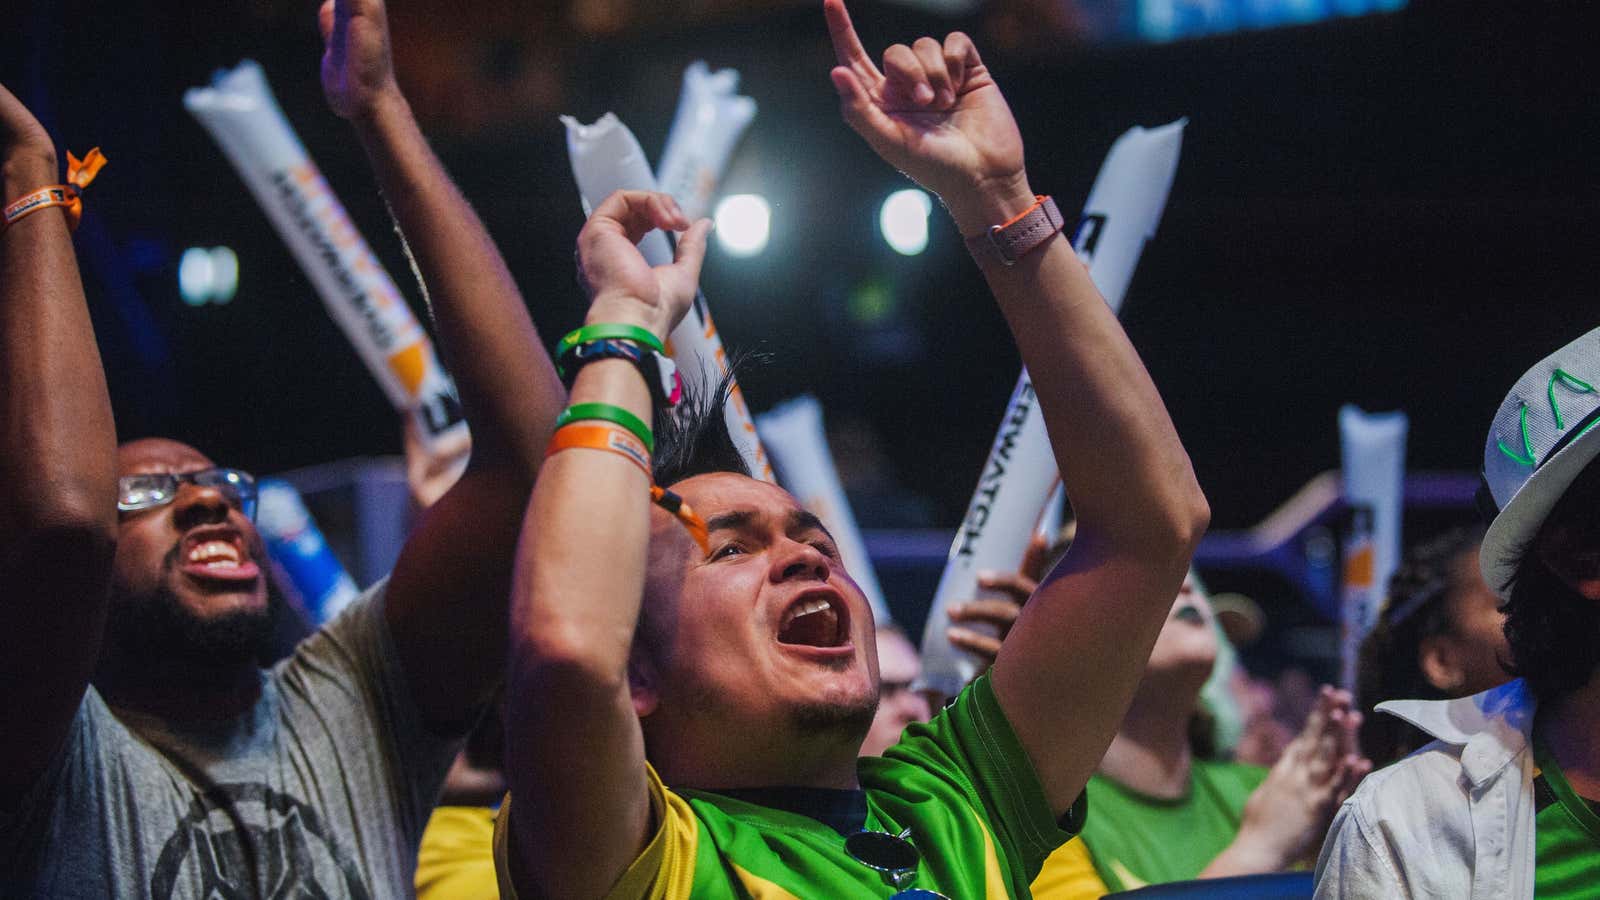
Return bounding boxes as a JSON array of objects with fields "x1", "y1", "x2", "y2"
[
  {"x1": 648, "y1": 719, "x2": 862, "y2": 793},
  {"x1": 96, "y1": 655, "x2": 262, "y2": 723},
  {"x1": 1098, "y1": 680, "x2": 1202, "y2": 800},
  {"x1": 1543, "y1": 671, "x2": 1600, "y2": 801}
]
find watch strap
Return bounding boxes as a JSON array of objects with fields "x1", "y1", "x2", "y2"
[
  {"x1": 963, "y1": 195, "x2": 1065, "y2": 267},
  {"x1": 559, "y1": 339, "x2": 682, "y2": 408}
]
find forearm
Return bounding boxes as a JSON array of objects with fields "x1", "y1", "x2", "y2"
[
  {"x1": 505, "y1": 356, "x2": 656, "y2": 900},
  {"x1": 514, "y1": 357, "x2": 653, "y2": 677},
  {"x1": 350, "y1": 91, "x2": 561, "y2": 469},
  {"x1": 0, "y1": 146, "x2": 117, "y2": 806},
  {"x1": 958, "y1": 184, "x2": 1207, "y2": 553},
  {"x1": 0, "y1": 150, "x2": 116, "y2": 542},
  {"x1": 1200, "y1": 831, "x2": 1290, "y2": 878}
]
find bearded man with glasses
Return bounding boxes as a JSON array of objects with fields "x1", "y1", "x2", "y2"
[{"x1": 0, "y1": 1, "x2": 564, "y2": 896}]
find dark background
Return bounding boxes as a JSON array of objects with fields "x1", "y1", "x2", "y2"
[{"x1": 8, "y1": 0, "x2": 1597, "y2": 551}]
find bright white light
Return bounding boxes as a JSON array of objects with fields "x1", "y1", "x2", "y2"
[
  {"x1": 208, "y1": 247, "x2": 239, "y2": 304},
  {"x1": 713, "y1": 194, "x2": 771, "y2": 257},
  {"x1": 180, "y1": 246, "x2": 240, "y2": 305},
  {"x1": 880, "y1": 189, "x2": 932, "y2": 256},
  {"x1": 179, "y1": 247, "x2": 213, "y2": 306}
]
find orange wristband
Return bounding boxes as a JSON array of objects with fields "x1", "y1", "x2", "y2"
[
  {"x1": 2, "y1": 148, "x2": 108, "y2": 231},
  {"x1": 545, "y1": 422, "x2": 651, "y2": 476}
]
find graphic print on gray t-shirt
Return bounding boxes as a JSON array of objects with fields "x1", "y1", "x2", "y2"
[
  {"x1": 0, "y1": 581, "x2": 460, "y2": 899},
  {"x1": 150, "y1": 782, "x2": 369, "y2": 899}
]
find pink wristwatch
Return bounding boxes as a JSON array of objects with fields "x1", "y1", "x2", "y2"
[{"x1": 963, "y1": 195, "x2": 1066, "y2": 267}]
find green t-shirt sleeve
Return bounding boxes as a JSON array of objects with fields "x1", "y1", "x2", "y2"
[{"x1": 881, "y1": 675, "x2": 1081, "y2": 886}]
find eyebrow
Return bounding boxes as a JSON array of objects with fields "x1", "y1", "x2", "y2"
[
  {"x1": 788, "y1": 509, "x2": 837, "y2": 544},
  {"x1": 705, "y1": 510, "x2": 757, "y2": 534}
]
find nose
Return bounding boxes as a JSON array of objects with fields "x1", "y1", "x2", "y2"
[
  {"x1": 171, "y1": 482, "x2": 234, "y2": 530},
  {"x1": 771, "y1": 537, "x2": 831, "y2": 584}
]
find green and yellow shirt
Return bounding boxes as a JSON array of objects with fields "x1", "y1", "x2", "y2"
[
  {"x1": 1533, "y1": 721, "x2": 1600, "y2": 898},
  {"x1": 495, "y1": 676, "x2": 1079, "y2": 898},
  {"x1": 1032, "y1": 759, "x2": 1265, "y2": 896}
]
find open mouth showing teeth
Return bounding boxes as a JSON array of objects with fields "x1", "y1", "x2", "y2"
[
  {"x1": 188, "y1": 539, "x2": 244, "y2": 569},
  {"x1": 777, "y1": 595, "x2": 847, "y2": 647}
]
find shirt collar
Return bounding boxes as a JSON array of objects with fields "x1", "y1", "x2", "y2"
[{"x1": 1377, "y1": 678, "x2": 1537, "y2": 787}]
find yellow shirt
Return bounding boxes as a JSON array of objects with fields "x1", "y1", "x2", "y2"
[
  {"x1": 1031, "y1": 837, "x2": 1112, "y2": 900},
  {"x1": 417, "y1": 806, "x2": 500, "y2": 900}
]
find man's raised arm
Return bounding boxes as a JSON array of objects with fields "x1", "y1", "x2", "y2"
[
  {"x1": 316, "y1": 0, "x2": 566, "y2": 733},
  {"x1": 503, "y1": 192, "x2": 710, "y2": 900},
  {"x1": 825, "y1": 0, "x2": 1208, "y2": 817},
  {"x1": 0, "y1": 85, "x2": 118, "y2": 805}
]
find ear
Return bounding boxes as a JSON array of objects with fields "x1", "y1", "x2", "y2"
[
  {"x1": 1418, "y1": 634, "x2": 1465, "y2": 694},
  {"x1": 627, "y1": 644, "x2": 660, "y2": 718}
]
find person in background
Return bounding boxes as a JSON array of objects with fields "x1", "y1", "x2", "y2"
[
  {"x1": 956, "y1": 572, "x2": 1372, "y2": 897},
  {"x1": 1317, "y1": 330, "x2": 1600, "y2": 898},
  {"x1": 1354, "y1": 525, "x2": 1510, "y2": 765},
  {"x1": 0, "y1": 0, "x2": 565, "y2": 893},
  {"x1": 857, "y1": 624, "x2": 933, "y2": 758}
]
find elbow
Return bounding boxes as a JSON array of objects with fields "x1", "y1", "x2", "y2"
[
  {"x1": 508, "y1": 620, "x2": 632, "y2": 700},
  {"x1": 1173, "y1": 480, "x2": 1210, "y2": 556},
  {"x1": 2, "y1": 480, "x2": 118, "y2": 563}
]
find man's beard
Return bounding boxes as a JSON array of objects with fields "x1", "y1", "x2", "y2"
[
  {"x1": 104, "y1": 545, "x2": 275, "y2": 672},
  {"x1": 790, "y1": 691, "x2": 880, "y2": 743}
]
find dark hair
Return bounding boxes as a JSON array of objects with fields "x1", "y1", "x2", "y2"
[
  {"x1": 1355, "y1": 525, "x2": 1485, "y2": 763},
  {"x1": 1499, "y1": 458, "x2": 1600, "y2": 700},
  {"x1": 634, "y1": 365, "x2": 751, "y2": 669},
  {"x1": 651, "y1": 367, "x2": 750, "y2": 487}
]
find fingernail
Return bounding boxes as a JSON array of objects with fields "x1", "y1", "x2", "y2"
[
  {"x1": 976, "y1": 570, "x2": 998, "y2": 581},
  {"x1": 948, "y1": 602, "x2": 965, "y2": 615},
  {"x1": 913, "y1": 83, "x2": 934, "y2": 104},
  {"x1": 937, "y1": 89, "x2": 954, "y2": 106}
]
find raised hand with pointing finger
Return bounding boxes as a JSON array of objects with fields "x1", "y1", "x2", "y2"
[{"x1": 824, "y1": 0, "x2": 1036, "y2": 235}]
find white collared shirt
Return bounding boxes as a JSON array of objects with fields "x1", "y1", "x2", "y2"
[{"x1": 1314, "y1": 679, "x2": 1538, "y2": 900}]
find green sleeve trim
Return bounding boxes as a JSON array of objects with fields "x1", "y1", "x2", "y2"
[{"x1": 966, "y1": 675, "x2": 1082, "y2": 864}]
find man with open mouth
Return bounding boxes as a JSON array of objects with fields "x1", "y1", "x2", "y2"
[
  {"x1": 0, "y1": 1, "x2": 564, "y2": 896},
  {"x1": 494, "y1": 2, "x2": 1209, "y2": 897}
]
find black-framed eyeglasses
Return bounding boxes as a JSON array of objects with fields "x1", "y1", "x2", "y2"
[
  {"x1": 117, "y1": 467, "x2": 258, "y2": 520},
  {"x1": 844, "y1": 828, "x2": 951, "y2": 899}
]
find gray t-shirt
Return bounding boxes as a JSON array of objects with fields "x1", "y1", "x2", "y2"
[{"x1": 0, "y1": 580, "x2": 460, "y2": 898}]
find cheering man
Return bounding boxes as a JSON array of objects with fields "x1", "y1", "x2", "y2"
[
  {"x1": 495, "y1": 1, "x2": 1209, "y2": 896},
  {"x1": 0, "y1": 0, "x2": 563, "y2": 895}
]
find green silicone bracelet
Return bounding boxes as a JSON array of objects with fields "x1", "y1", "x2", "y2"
[
  {"x1": 557, "y1": 323, "x2": 665, "y2": 358},
  {"x1": 557, "y1": 402, "x2": 654, "y2": 454}
]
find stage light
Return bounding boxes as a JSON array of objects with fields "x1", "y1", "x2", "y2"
[
  {"x1": 180, "y1": 246, "x2": 239, "y2": 306},
  {"x1": 179, "y1": 247, "x2": 213, "y2": 306},
  {"x1": 208, "y1": 247, "x2": 239, "y2": 304},
  {"x1": 714, "y1": 194, "x2": 770, "y2": 257},
  {"x1": 879, "y1": 189, "x2": 931, "y2": 256}
]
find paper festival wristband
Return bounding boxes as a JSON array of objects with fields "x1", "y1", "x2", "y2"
[
  {"x1": 2, "y1": 148, "x2": 108, "y2": 231},
  {"x1": 918, "y1": 121, "x2": 1188, "y2": 695},
  {"x1": 545, "y1": 422, "x2": 651, "y2": 477},
  {"x1": 184, "y1": 61, "x2": 469, "y2": 455},
  {"x1": 563, "y1": 112, "x2": 773, "y2": 481},
  {"x1": 656, "y1": 61, "x2": 757, "y2": 223},
  {"x1": 557, "y1": 403, "x2": 654, "y2": 454},
  {"x1": 755, "y1": 396, "x2": 893, "y2": 626}
]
